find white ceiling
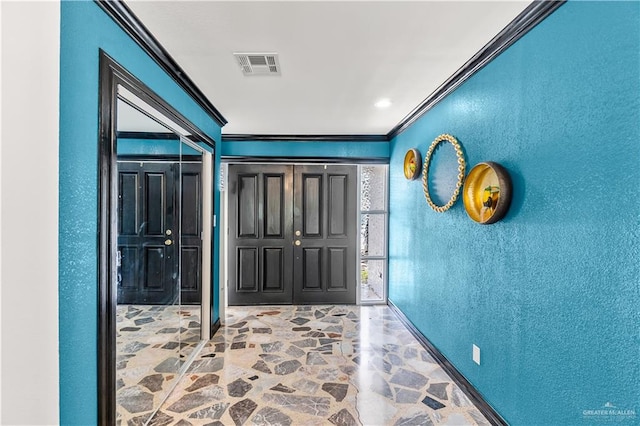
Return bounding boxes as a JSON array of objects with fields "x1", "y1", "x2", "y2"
[{"x1": 124, "y1": 1, "x2": 530, "y2": 136}]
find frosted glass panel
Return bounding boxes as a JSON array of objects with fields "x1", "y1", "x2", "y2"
[
  {"x1": 361, "y1": 260, "x2": 385, "y2": 302},
  {"x1": 360, "y1": 214, "x2": 386, "y2": 257},
  {"x1": 361, "y1": 166, "x2": 386, "y2": 211}
]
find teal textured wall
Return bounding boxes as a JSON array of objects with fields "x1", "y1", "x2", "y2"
[
  {"x1": 388, "y1": 1, "x2": 639, "y2": 424},
  {"x1": 59, "y1": 2, "x2": 222, "y2": 423},
  {"x1": 222, "y1": 139, "x2": 389, "y2": 160}
]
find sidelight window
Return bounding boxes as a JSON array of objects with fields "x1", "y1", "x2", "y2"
[{"x1": 359, "y1": 165, "x2": 388, "y2": 304}]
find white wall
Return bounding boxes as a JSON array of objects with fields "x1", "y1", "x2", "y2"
[{"x1": 0, "y1": 1, "x2": 60, "y2": 424}]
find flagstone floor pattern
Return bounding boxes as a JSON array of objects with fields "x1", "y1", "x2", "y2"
[
  {"x1": 116, "y1": 305, "x2": 202, "y2": 425},
  {"x1": 120, "y1": 305, "x2": 492, "y2": 425}
]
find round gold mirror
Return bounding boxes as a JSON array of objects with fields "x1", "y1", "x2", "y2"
[
  {"x1": 403, "y1": 148, "x2": 422, "y2": 180},
  {"x1": 463, "y1": 161, "x2": 512, "y2": 224},
  {"x1": 422, "y1": 134, "x2": 466, "y2": 212}
]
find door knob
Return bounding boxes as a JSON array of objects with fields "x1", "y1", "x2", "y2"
[
  {"x1": 165, "y1": 239, "x2": 172, "y2": 246},
  {"x1": 165, "y1": 229, "x2": 172, "y2": 235},
  {"x1": 294, "y1": 240, "x2": 301, "y2": 246},
  {"x1": 295, "y1": 230, "x2": 301, "y2": 236}
]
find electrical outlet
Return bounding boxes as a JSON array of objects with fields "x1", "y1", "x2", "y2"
[{"x1": 473, "y1": 344, "x2": 481, "y2": 365}]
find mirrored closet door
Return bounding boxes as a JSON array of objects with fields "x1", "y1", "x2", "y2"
[{"x1": 99, "y1": 52, "x2": 215, "y2": 425}]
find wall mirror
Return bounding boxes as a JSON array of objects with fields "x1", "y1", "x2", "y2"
[
  {"x1": 422, "y1": 133, "x2": 466, "y2": 213},
  {"x1": 99, "y1": 51, "x2": 215, "y2": 425}
]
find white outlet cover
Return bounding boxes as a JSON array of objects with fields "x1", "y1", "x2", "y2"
[{"x1": 473, "y1": 344, "x2": 481, "y2": 365}]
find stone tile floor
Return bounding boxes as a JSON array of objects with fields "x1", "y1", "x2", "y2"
[
  {"x1": 120, "y1": 305, "x2": 492, "y2": 425},
  {"x1": 116, "y1": 305, "x2": 202, "y2": 424}
]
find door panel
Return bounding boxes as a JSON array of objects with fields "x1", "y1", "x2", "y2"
[
  {"x1": 238, "y1": 175, "x2": 258, "y2": 238},
  {"x1": 293, "y1": 165, "x2": 357, "y2": 304},
  {"x1": 119, "y1": 173, "x2": 138, "y2": 234},
  {"x1": 302, "y1": 248, "x2": 322, "y2": 290},
  {"x1": 144, "y1": 245, "x2": 165, "y2": 289},
  {"x1": 264, "y1": 248, "x2": 284, "y2": 291},
  {"x1": 181, "y1": 247, "x2": 200, "y2": 290},
  {"x1": 237, "y1": 247, "x2": 258, "y2": 291},
  {"x1": 179, "y1": 162, "x2": 203, "y2": 304},
  {"x1": 329, "y1": 175, "x2": 347, "y2": 236},
  {"x1": 146, "y1": 173, "x2": 168, "y2": 235},
  {"x1": 119, "y1": 246, "x2": 138, "y2": 291},
  {"x1": 228, "y1": 165, "x2": 293, "y2": 305},
  {"x1": 303, "y1": 175, "x2": 322, "y2": 236},
  {"x1": 328, "y1": 248, "x2": 347, "y2": 290},
  {"x1": 265, "y1": 175, "x2": 284, "y2": 237}
]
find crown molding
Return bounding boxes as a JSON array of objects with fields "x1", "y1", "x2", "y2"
[{"x1": 95, "y1": 0, "x2": 228, "y2": 127}]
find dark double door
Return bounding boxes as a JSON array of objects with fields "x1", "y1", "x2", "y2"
[
  {"x1": 117, "y1": 159, "x2": 202, "y2": 305},
  {"x1": 228, "y1": 164, "x2": 357, "y2": 305}
]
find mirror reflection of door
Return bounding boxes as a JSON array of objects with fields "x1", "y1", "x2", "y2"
[
  {"x1": 114, "y1": 89, "x2": 206, "y2": 424},
  {"x1": 117, "y1": 152, "x2": 203, "y2": 305},
  {"x1": 117, "y1": 159, "x2": 178, "y2": 305}
]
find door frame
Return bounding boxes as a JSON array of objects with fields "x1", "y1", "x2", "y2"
[
  {"x1": 220, "y1": 159, "x2": 388, "y2": 310},
  {"x1": 97, "y1": 51, "x2": 217, "y2": 425}
]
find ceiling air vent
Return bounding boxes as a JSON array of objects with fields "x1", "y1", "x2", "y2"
[{"x1": 234, "y1": 53, "x2": 280, "y2": 76}]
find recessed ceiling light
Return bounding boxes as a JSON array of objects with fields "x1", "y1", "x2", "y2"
[{"x1": 374, "y1": 98, "x2": 392, "y2": 108}]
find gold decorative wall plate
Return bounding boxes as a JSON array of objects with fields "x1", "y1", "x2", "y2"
[
  {"x1": 422, "y1": 134, "x2": 466, "y2": 212},
  {"x1": 403, "y1": 148, "x2": 422, "y2": 180},
  {"x1": 463, "y1": 162, "x2": 512, "y2": 224}
]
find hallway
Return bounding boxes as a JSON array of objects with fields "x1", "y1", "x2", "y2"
[{"x1": 124, "y1": 305, "x2": 491, "y2": 425}]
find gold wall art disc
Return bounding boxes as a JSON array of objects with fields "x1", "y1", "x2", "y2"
[
  {"x1": 422, "y1": 134, "x2": 466, "y2": 212},
  {"x1": 403, "y1": 148, "x2": 422, "y2": 180},
  {"x1": 463, "y1": 162, "x2": 513, "y2": 224}
]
